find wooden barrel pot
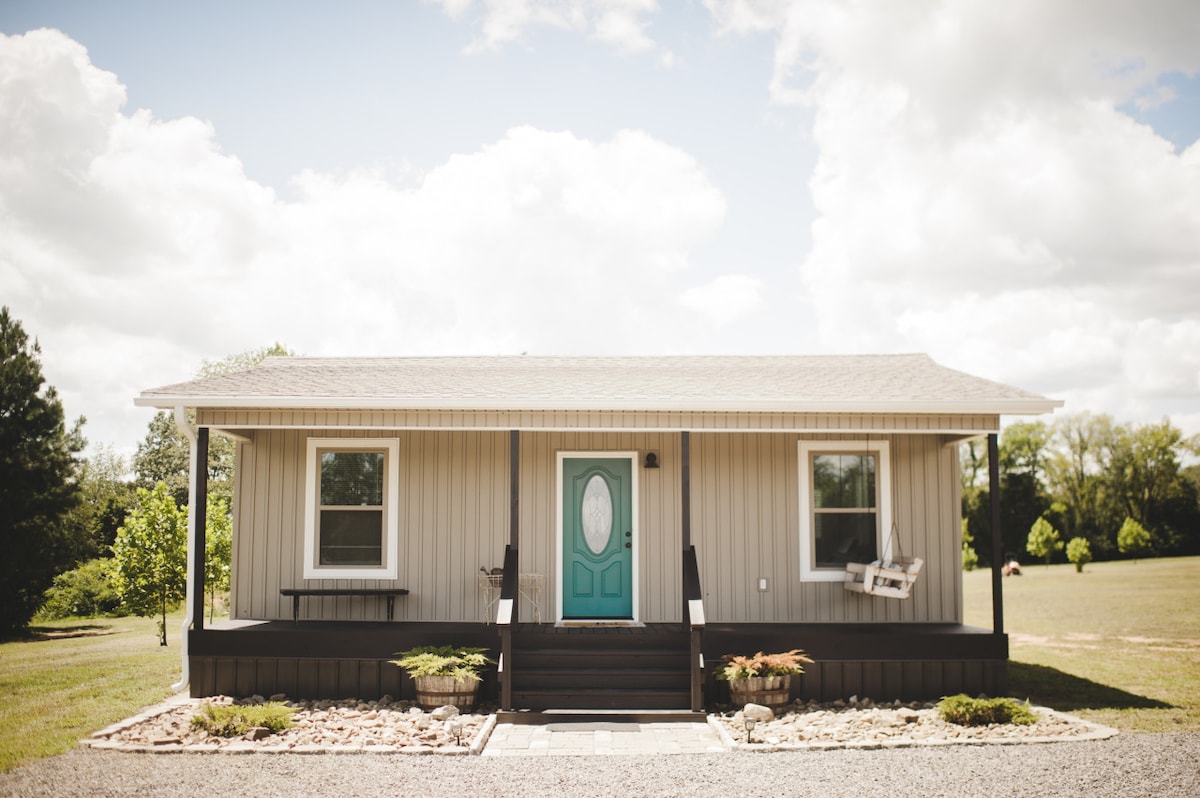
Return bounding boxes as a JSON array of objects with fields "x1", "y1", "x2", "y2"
[
  {"x1": 413, "y1": 675, "x2": 479, "y2": 711},
  {"x1": 728, "y1": 674, "x2": 793, "y2": 712}
]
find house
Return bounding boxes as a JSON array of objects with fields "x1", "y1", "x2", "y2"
[{"x1": 135, "y1": 354, "x2": 1060, "y2": 712}]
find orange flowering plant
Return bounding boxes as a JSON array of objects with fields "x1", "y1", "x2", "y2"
[{"x1": 716, "y1": 649, "x2": 813, "y2": 681}]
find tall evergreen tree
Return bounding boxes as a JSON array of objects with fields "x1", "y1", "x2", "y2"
[{"x1": 0, "y1": 307, "x2": 86, "y2": 634}]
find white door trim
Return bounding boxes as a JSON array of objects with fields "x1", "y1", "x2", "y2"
[{"x1": 555, "y1": 451, "x2": 640, "y2": 624}]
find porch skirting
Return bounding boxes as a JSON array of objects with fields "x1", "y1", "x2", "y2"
[{"x1": 187, "y1": 621, "x2": 1007, "y2": 704}]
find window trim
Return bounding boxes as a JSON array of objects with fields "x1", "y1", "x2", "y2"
[
  {"x1": 303, "y1": 437, "x2": 400, "y2": 580},
  {"x1": 798, "y1": 439, "x2": 892, "y2": 582}
]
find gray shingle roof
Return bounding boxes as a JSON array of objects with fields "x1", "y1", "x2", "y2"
[{"x1": 135, "y1": 354, "x2": 1060, "y2": 415}]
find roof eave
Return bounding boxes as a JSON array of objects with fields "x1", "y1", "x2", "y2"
[{"x1": 135, "y1": 394, "x2": 1063, "y2": 416}]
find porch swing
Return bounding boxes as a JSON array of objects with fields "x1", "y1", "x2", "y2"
[
  {"x1": 843, "y1": 522, "x2": 923, "y2": 598},
  {"x1": 840, "y1": 437, "x2": 923, "y2": 599}
]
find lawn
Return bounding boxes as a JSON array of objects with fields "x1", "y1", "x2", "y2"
[
  {"x1": 2, "y1": 561, "x2": 1195, "y2": 772},
  {"x1": 964, "y1": 556, "x2": 1200, "y2": 733},
  {"x1": 0, "y1": 612, "x2": 184, "y2": 772}
]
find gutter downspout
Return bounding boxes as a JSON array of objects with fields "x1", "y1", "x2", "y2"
[{"x1": 171, "y1": 405, "x2": 197, "y2": 693}]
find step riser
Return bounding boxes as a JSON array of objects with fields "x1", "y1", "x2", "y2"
[
  {"x1": 511, "y1": 693, "x2": 692, "y2": 711},
  {"x1": 513, "y1": 672, "x2": 689, "y2": 690},
  {"x1": 517, "y1": 653, "x2": 685, "y2": 670}
]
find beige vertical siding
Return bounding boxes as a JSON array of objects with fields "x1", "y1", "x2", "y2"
[
  {"x1": 232, "y1": 430, "x2": 509, "y2": 622},
  {"x1": 518, "y1": 432, "x2": 682, "y2": 624},
  {"x1": 229, "y1": 427, "x2": 959, "y2": 625},
  {"x1": 688, "y1": 433, "x2": 961, "y2": 624}
]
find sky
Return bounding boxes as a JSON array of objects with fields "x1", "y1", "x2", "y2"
[{"x1": 2, "y1": 0, "x2": 1199, "y2": 460}]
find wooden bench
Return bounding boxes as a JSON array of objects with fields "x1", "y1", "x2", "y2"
[{"x1": 279, "y1": 588, "x2": 409, "y2": 622}]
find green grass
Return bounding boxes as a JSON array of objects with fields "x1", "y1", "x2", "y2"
[
  {"x1": 0, "y1": 613, "x2": 184, "y2": 772},
  {"x1": 964, "y1": 556, "x2": 1200, "y2": 734}
]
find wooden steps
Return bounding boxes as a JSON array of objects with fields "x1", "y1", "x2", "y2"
[{"x1": 507, "y1": 626, "x2": 692, "y2": 711}]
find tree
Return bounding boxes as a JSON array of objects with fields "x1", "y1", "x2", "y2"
[
  {"x1": 73, "y1": 445, "x2": 136, "y2": 559},
  {"x1": 204, "y1": 494, "x2": 232, "y2": 623},
  {"x1": 1046, "y1": 412, "x2": 1114, "y2": 556},
  {"x1": 1116, "y1": 517, "x2": 1152, "y2": 563},
  {"x1": 1026, "y1": 517, "x2": 1063, "y2": 565},
  {"x1": 0, "y1": 307, "x2": 86, "y2": 634},
  {"x1": 961, "y1": 429, "x2": 1053, "y2": 567},
  {"x1": 134, "y1": 343, "x2": 291, "y2": 508},
  {"x1": 1065, "y1": 537, "x2": 1092, "y2": 573},
  {"x1": 961, "y1": 518, "x2": 979, "y2": 571},
  {"x1": 112, "y1": 482, "x2": 187, "y2": 645},
  {"x1": 133, "y1": 412, "x2": 192, "y2": 507}
]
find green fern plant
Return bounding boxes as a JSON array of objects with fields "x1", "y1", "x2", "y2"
[{"x1": 391, "y1": 645, "x2": 494, "y2": 683}]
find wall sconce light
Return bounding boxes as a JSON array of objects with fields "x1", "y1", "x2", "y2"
[
  {"x1": 644, "y1": 452, "x2": 660, "y2": 469},
  {"x1": 743, "y1": 717, "x2": 757, "y2": 744}
]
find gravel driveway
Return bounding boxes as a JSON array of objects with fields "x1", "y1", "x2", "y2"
[{"x1": 2, "y1": 733, "x2": 1198, "y2": 797}]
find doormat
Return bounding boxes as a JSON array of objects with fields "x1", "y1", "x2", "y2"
[{"x1": 544, "y1": 723, "x2": 642, "y2": 733}]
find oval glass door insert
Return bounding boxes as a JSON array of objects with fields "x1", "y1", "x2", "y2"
[{"x1": 580, "y1": 474, "x2": 613, "y2": 555}]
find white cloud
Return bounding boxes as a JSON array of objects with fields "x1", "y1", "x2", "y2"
[
  {"x1": 0, "y1": 29, "x2": 724, "y2": 452},
  {"x1": 705, "y1": 0, "x2": 1200, "y2": 430},
  {"x1": 429, "y1": 0, "x2": 670, "y2": 59},
  {"x1": 679, "y1": 274, "x2": 765, "y2": 327}
]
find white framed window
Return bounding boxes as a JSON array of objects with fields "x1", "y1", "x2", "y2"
[
  {"x1": 798, "y1": 440, "x2": 892, "y2": 581},
  {"x1": 303, "y1": 438, "x2": 399, "y2": 580}
]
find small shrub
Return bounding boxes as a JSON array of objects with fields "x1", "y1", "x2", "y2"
[
  {"x1": 1066, "y1": 537, "x2": 1092, "y2": 573},
  {"x1": 391, "y1": 645, "x2": 494, "y2": 683},
  {"x1": 36, "y1": 558, "x2": 125, "y2": 620},
  {"x1": 937, "y1": 694, "x2": 1036, "y2": 726},
  {"x1": 1117, "y1": 517, "x2": 1152, "y2": 562},
  {"x1": 190, "y1": 702, "x2": 295, "y2": 737},
  {"x1": 962, "y1": 543, "x2": 979, "y2": 571}
]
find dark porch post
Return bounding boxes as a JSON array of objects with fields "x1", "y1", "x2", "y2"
[
  {"x1": 988, "y1": 432, "x2": 1003, "y2": 636},
  {"x1": 509, "y1": 430, "x2": 520, "y2": 550},
  {"x1": 500, "y1": 429, "x2": 519, "y2": 710},
  {"x1": 192, "y1": 426, "x2": 209, "y2": 632},
  {"x1": 681, "y1": 431, "x2": 691, "y2": 550}
]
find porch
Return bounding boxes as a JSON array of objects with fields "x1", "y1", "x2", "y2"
[{"x1": 186, "y1": 620, "x2": 1007, "y2": 707}]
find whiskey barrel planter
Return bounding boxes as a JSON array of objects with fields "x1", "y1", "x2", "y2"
[
  {"x1": 413, "y1": 675, "x2": 480, "y2": 711},
  {"x1": 728, "y1": 674, "x2": 793, "y2": 712},
  {"x1": 391, "y1": 645, "x2": 494, "y2": 711}
]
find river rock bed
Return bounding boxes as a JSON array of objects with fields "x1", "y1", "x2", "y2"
[
  {"x1": 711, "y1": 696, "x2": 1117, "y2": 750},
  {"x1": 87, "y1": 694, "x2": 493, "y2": 754}
]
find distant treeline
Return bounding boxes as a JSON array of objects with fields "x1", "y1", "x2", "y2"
[{"x1": 961, "y1": 413, "x2": 1199, "y2": 566}]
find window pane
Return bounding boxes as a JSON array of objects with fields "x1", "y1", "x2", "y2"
[
  {"x1": 814, "y1": 512, "x2": 877, "y2": 568},
  {"x1": 321, "y1": 451, "x2": 384, "y2": 506},
  {"x1": 813, "y1": 454, "x2": 875, "y2": 509},
  {"x1": 318, "y1": 509, "x2": 383, "y2": 565}
]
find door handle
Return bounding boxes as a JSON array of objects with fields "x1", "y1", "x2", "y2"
[{"x1": 625, "y1": 542, "x2": 631, "y2": 549}]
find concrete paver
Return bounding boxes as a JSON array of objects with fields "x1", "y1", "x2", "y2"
[{"x1": 481, "y1": 720, "x2": 728, "y2": 756}]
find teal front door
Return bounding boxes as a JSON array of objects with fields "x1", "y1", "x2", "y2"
[{"x1": 561, "y1": 456, "x2": 634, "y2": 619}]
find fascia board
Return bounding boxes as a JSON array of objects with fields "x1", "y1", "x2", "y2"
[{"x1": 136, "y1": 394, "x2": 1063, "y2": 416}]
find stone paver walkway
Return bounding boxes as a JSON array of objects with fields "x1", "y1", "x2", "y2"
[{"x1": 481, "y1": 720, "x2": 727, "y2": 756}]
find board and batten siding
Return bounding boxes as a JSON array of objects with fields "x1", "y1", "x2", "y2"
[
  {"x1": 230, "y1": 427, "x2": 962, "y2": 625},
  {"x1": 688, "y1": 433, "x2": 962, "y2": 624},
  {"x1": 232, "y1": 429, "x2": 511, "y2": 623}
]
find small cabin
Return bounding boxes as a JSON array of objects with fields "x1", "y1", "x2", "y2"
[{"x1": 136, "y1": 354, "x2": 1059, "y2": 710}]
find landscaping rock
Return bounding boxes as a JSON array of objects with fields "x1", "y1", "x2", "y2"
[{"x1": 742, "y1": 703, "x2": 774, "y2": 722}]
